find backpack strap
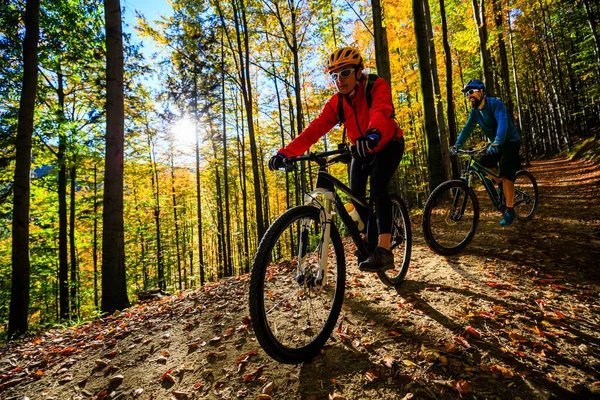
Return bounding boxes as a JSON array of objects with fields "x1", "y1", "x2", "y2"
[
  {"x1": 365, "y1": 73, "x2": 379, "y2": 109},
  {"x1": 337, "y1": 92, "x2": 345, "y2": 124}
]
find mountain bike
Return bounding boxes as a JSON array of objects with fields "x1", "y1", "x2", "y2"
[
  {"x1": 422, "y1": 147, "x2": 538, "y2": 256},
  {"x1": 249, "y1": 143, "x2": 412, "y2": 364}
]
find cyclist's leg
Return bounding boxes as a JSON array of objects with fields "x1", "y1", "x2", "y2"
[
  {"x1": 349, "y1": 156, "x2": 370, "y2": 227},
  {"x1": 499, "y1": 142, "x2": 521, "y2": 208},
  {"x1": 370, "y1": 138, "x2": 404, "y2": 247},
  {"x1": 479, "y1": 151, "x2": 502, "y2": 184}
]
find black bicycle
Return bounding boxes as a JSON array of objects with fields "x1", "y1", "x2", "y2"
[
  {"x1": 422, "y1": 148, "x2": 538, "y2": 256},
  {"x1": 249, "y1": 143, "x2": 412, "y2": 363}
]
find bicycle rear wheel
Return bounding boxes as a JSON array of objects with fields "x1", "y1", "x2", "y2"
[
  {"x1": 249, "y1": 205, "x2": 346, "y2": 364},
  {"x1": 513, "y1": 170, "x2": 538, "y2": 221},
  {"x1": 378, "y1": 195, "x2": 412, "y2": 287},
  {"x1": 422, "y1": 180, "x2": 480, "y2": 256}
]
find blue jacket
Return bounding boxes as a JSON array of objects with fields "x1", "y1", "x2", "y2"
[{"x1": 456, "y1": 97, "x2": 520, "y2": 147}]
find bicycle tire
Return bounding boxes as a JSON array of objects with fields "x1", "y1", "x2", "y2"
[
  {"x1": 513, "y1": 170, "x2": 538, "y2": 222},
  {"x1": 377, "y1": 195, "x2": 412, "y2": 287},
  {"x1": 422, "y1": 180, "x2": 480, "y2": 256},
  {"x1": 249, "y1": 205, "x2": 346, "y2": 364}
]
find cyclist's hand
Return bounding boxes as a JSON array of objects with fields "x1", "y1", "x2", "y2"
[
  {"x1": 450, "y1": 145, "x2": 459, "y2": 156},
  {"x1": 486, "y1": 143, "x2": 499, "y2": 156},
  {"x1": 268, "y1": 153, "x2": 286, "y2": 171},
  {"x1": 355, "y1": 129, "x2": 380, "y2": 158}
]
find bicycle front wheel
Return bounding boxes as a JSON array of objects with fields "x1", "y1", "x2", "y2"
[
  {"x1": 422, "y1": 180, "x2": 480, "y2": 256},
  {"x1": 378, "y1": 195, "x2": 412, "y2": 287},
  {"x1": 249, "y1": 205, "x2": 346, "y2": 364},
  {"x1": 513, "y1": 170, "x2": 538, "y2": 222}
]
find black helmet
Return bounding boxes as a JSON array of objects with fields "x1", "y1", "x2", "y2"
[{"x1": 462, "y1": 79, "x2": 486, "y2": 93}]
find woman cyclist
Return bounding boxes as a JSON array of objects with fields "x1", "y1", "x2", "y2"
[{"x1": 268, "y1": 46, "x2": 404, "y2": 272}]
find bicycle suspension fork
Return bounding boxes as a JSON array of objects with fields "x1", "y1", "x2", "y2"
[{"x1": 297, "y1": 189, "x2": 334, "y2": 286}]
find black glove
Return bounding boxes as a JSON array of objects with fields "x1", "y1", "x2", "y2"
[
  {"x1": 268, "y1": 153, "x2": 286, "y2": 171},
  {"x1": 487, "y1": 142, "x2": 499, "y2": 156},
  {"x1": 355, "y1": 129, "x2": 381, "y2": 158},
  {"x1": 450, "y1": 145, "x2": 459, "y2": 156}
]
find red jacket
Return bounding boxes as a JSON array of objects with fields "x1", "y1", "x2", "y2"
[{"x1": 278, "y1": 76, "x2": 402, "y2": 158}]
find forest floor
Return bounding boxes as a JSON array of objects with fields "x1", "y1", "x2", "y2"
[{"x1": 2, "y1": 156, "x2": 600, "y2": 400}]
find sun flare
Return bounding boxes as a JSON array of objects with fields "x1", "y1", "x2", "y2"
[{"x1": 171, "y1": 117, "x2": 197, "y2": 147}]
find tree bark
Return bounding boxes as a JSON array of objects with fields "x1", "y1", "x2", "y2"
[
  {"x1": 93, "y1": 165, "x2": 99, "y2": 307},
  {"x1": 413, "y1": 0, "x2": 447, "y2": 192},
  {"x1": 57, "y1": 70, "x2": 69, "y2": 320},
  {"x1": 8, "y1": 0, "x2": 40, "y2": 339},
  {"x1": 371, "y1": 0, "x2": 392, "y2": 84},
  {"x1": 423, "y1": 0, "x2": 450, "y2": 177},
  {"x1": 193, "y1": 76, "x2": 204, "y2": 286},
  {"x1": 493, "y1": 0, "x2": 513, "y2": 116},
  {"x1": 472, "y1": 0, "x2": 495, "y2": 95},
  {"x1": 69, "y1": 162, "x2": 78, "y2": 318},
  {"x1": 102, "y1": 0, "x2": 130, "y2": 314},
  {"x1": 170, "y1": 148, "x2": 183, "y2": 291},
  {"x1": 439, "y1": 0, "x2": 460, "y2": 178}
]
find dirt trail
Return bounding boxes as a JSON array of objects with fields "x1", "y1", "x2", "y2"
[{"x1": 1, "y1": 157, "x2": 600, "y2": 400}]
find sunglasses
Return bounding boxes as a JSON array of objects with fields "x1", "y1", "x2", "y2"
[
  {"x1": 464, "y1": 89, "x2": 481, "y2": 96},
  {"x1": 330, "y1": 68, "x2": 355, "y2": 82}
]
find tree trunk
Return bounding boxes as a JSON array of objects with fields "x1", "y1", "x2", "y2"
[
  {"x1": 371, "y1": 0, "x2": 392, "y2": 85},
  {"x1": 57, "y1": 70, "x2": 69, "y2": 320},
  {"x1": 221, "y1": 37, "x2": 232, "y2": 277},
  {"x1": 493, "y1": 0, "x2": 513, "y2": 117},
  {"x1": 226, "y1": 0, "x2": 265, "y2": 240},
  {"x1": 193, "y1": 76, "x2": 204, "y2": 286},
  {"x1": 69, "y1": 162, "x2": 78, "y2": 318},
  {"x1": 170, "y1": 149, "x2": 183, "y2": 291},
  {"x1": 472, "y1": 0, "x2": 495, "y2": 95},
  {"x1": 148, "y1": 132, "x2": 164, "y2": 290},
  {"x1": 102, "y1": 0, "x2": 130, "y2": 314},
  {"x1": 8, "y1": 0, "x2": 40, "y2": 339},
  {"x1": 93, "y1": 165, "x2": 99, "y2": 308},
  {"x1": 413, "y1": 0, "x2": 447, "y2": 192},
  {"x1": 439, "y1": 0, "x2": 460, "y2": 178},
  {"x1": 507, "y1": 9, "x2": 528, "y2": 164},
  {"x1": 423, "y1": 0, "x2": 450, "y2": 176}
]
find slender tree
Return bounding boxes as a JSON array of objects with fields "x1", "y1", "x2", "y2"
[
  {"x1": 8, "y1": 0, "x2": 40, "y2": 339},
  {"x1": 413, "y1": 0, "x2": 447, "y2": 192},
  {"x1": 472, "y1": 0, "x2": 495, "y2": 94},
  {"x1": 439, "y1": 0, "x2": 459, "y2": 178},
  {"x1": 102, "y1": 0, "x2": 130, "y2": 313}
]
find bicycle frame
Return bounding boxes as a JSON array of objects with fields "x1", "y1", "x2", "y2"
[
  {"x1": 460, "y1": 151, "x2": 504, "y2": 211},
  {"x1": 294, "y1": 151, "x2": 375, "y2": 287}
]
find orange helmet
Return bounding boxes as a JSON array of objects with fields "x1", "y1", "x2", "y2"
[{"x1": 325, "y1": 47, "x2": 362, "y2": 73}]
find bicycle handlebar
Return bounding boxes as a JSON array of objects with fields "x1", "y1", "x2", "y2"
[
  {"x1": 456, "y1": 147, "x2": 488, "y2": 156},
  {"x1": 281, "y1": 144, "x2": 352, "y2": 171}
]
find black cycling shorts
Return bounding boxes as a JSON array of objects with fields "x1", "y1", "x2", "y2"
[
  {"x1": 349, "y1": 137, "x2": 404, "y2": 234},
  {"x1": 479, "y1": 141, "x2": 521, "y2": 181}
]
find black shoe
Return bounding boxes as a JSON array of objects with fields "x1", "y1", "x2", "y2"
[{"x1": 359, "y1": 247, "x2": 394, "y2": 272}]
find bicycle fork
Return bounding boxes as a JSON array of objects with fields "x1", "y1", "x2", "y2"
[
  {"x1": 451, "y1": 178, "x2": 472, "y2": 221},
  {"x1": 295, "y1": 190, "x2": 334, "y2": 288}
]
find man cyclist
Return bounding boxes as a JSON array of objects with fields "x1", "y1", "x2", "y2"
[
  {"x1": 268, "y1": 46, "x2": 405, "y2": 272},
  {"x1": 451, "y1": 79, "x2": 521, "y2": 226}
]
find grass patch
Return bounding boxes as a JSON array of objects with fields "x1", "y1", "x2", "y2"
[{"x1": 567, "y1": 135, "x2": 600, "y2": 164}]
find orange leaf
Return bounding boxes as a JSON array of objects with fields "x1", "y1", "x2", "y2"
[
  {"x1": 453, "y1": 335, "x2": 471, "y2": 348},
  {"x1": 159, "y1": 369, "x2": 173, "y2": 382},
  {"x1": 466, "y1": 326, "x2": 481, "y2": 338},
  {"x1": 243, "y1": 365, "x2": 264, "y2": 382},
  {"x1": 365, "y1": 369, "x2": 379, "y2": 382},
  {"x1": 453, "y1": 380, "x2": 472, "y2": 396}
]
